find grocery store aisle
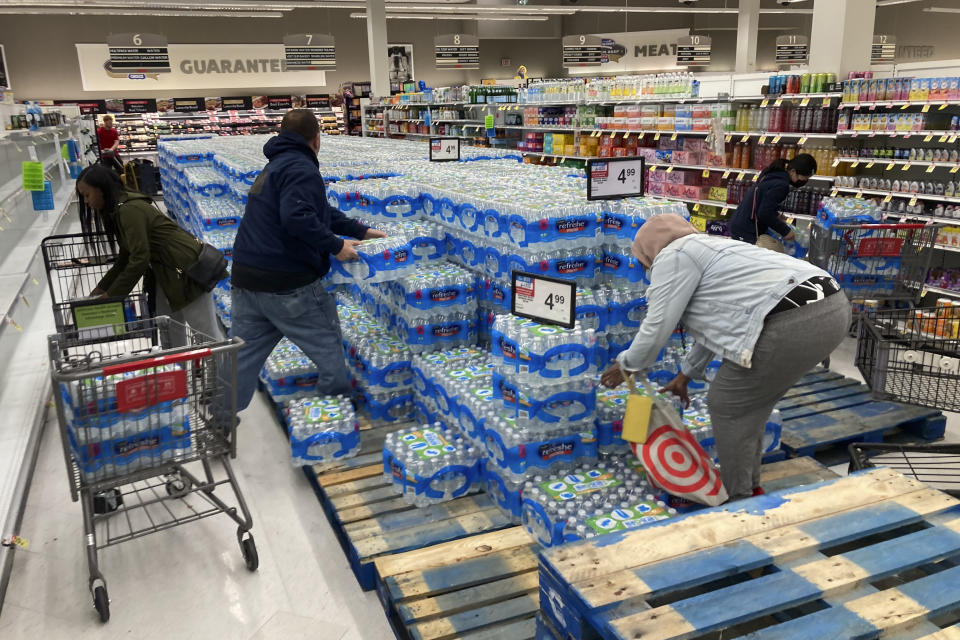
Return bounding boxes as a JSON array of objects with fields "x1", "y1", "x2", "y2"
[{"x1": 0, "y1": 392, "x2": 393, "y2": 640}]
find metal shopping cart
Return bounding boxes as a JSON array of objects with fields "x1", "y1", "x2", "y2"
[
  {"x1": 48, "y1": 317, "x2": 255, "y2": 623},
  {"x1": 41, "y1": 233, "x2": 151, "y2": 337},
  {"x1": 849, "y1": 442, "x2": 960, "y2": 498}
]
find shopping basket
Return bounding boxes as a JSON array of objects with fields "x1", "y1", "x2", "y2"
[
  {"x1": 41, "y1": 233, "x2": 151, "y2": 336},
  {"x1": 48, "y1": 316, "x2": 254, "y2": 623},
  {"x1": 849, "y1": 442, "x2": 960, "y2": 498},
  {"x1": 808, "y1": 222, "x2": 940, "y2": 302},
  {"x1": 856, "y1": 305, "x2": 960, "y2": 412}
]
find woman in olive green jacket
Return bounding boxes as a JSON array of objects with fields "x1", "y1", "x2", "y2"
[{"x1": 76, "y1": 164, "x2": 226, "y2": 343}]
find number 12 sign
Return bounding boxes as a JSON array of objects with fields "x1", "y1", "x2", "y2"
[
  {"x1": 511, "y1": 271, "x2": 576, "y2": 329},
  {"x1": 429, "y1": 137, "x2": 461, "y2": 162},
  {"x1": 586, "y1": 157, "x2": 645, "y2": 200}
]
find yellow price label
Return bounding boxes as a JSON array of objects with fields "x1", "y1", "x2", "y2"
[
  {"x1": 800, "y1": 98, "x2": 810, "y2": 107},
  {"x1": 654, "y1": 132, "x2": 661, "y2": 141},
  {"x1": 702, "y1": 169, "x2": 710, "y2": 178},
  {"x1": 774, "y1": 98, "x2": 783, "y2": 107},
  {"x1": 926, "y1": 165, "x2": 936, "y2": 173},
  {"x1": 671, "y1": 132, "x2": 678, "y2": 141},
  {"x1": 722, "y1": 170, "x2": 731, "y2": 179},
  {"x1": 666, "y1": 166, "x2": 674, "y2": 173},
  {"x1": 924, "y1": 134, "x2": 933, "y2": 142},
  {"x1": 540, "y1": 155, "x2": 545, "y2": 162},
  {"x1": 866, "y1": 161, "x2": 875, "y2": 169},
  {"x1": 851, "y1": 160, "x2": 860, "y2": 168},
  {"x1": 772, "y1": 135, "x2": 781, "y2": 144},
  {"x1": 901, "y1": 103, "x2": 909, "y2": 110},
  {"x1": 940, "y1": 103, "x2": 948, "y2": 110},
  {"x1": 951, "y1": 166, "x2": 960, "y2": 174},
  {"x1": 950, "y1": 135, "x2": 958, "y2": 144},
  {"x1": 833, "y1": 158, "x2": 840, "y2": 167},
  {"x1": 752, "y1": 173, "x2": 759, "y2": 182},
  {"x1": 693, "y1": 203, "x2": 701, "y2": 212},
  {"x1": 758, "y1": 135, "x2": 767, "y2": 144},
  {"x1": 903, "y1": 163, "x2": 912, "y2": 171},
  {"x1": 831, "y1": 189, "x2": 839, "y2": 197},
  {"x1": 741, "y1": 134, "x2": 750, "y2": 143},
  {"x1": 649, "y1": 166, "x2": 657, "y2": 173},
  {"x1": 623, "y1": 132, "x2": 631, "y2": 140},
  {"x1": 855, "y1": 191, "x2": 863, "y2": 199},
  {"x1": 725, "y1": 135, "x2": 732, "y2": 143},
  {"x1": 721, "y1": 207, "x2": 729, "y2": 216},
  {"x1": 560, "y1": 157, "x2": 566, "y2": 162},
  {"x1": 909, "y1": 196, "x2": 918, "y2": 206},
  {"x1": 798, "y1": 136, "x2": 807, "y2": 145},
  {"x1": 886, "y1": 162, "x2": 895, "y2": 171},
  {"x1": 922, "y1": 104, "x2": 931, "y2": 113},
  {"x1": 940, "y1": 135, "x2": 949, "y2": 143},
  {"x1": 737, "y1": 171, "x2": 746, "y2": 180},
  {"x1": 822, "y1": 97, "x2": 832, "y2": 107},
  {"x1": 760, "y1": 99, "x2": 769, "y2": 108},
  {"x1": 883, "y1": 194, "x2": 892, "y2": 203}
]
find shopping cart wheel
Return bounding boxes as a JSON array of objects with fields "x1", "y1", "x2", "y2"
[
  {"x1": 165, "y1": 474, "x2": 192, "y2": 497},
  {"x1": 239, "y1": 532, "x2": 258, "y2": 572},
  {"x1": 92, "y1": 585, "x2": 109, "y2": 622}
]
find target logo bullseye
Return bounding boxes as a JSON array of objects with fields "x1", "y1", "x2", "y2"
[{"x1": 635, "y1": 425, "x2": 725, "y2": 499}]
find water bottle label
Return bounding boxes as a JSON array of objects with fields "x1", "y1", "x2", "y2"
[{"x1": 585, "y1": 501, "x2": 671, "y2": 534}]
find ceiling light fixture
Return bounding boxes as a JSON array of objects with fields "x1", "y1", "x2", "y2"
[
  {"x1": 923, "y1": 6, "x2": 960, "y2": 11},
  {"x1": 0, "y1": 6, "x2": 284, "y2": 15},
  {"x1": 876, "y1": 0, "x2": 925, "y2": 5},
  {"x1": 349, "y1": 11, "x2": 548, "y2": 20}
]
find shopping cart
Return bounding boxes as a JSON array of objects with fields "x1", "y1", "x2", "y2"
[
  {"x1": 857, "y1": 304, "x2": 960, "y2": 412},
  {"x1": 41, "y1": 233, "x2": 151, "y2": 337},
  {"x1": 849, "y1": 442, "x2": 960, "y2": 498},
  {"x1": 808, "y1": 222, "x2": 940, "y2": 302},
  {"x1": 49, "y1": 317, "x2": 255, "y2": 623}
]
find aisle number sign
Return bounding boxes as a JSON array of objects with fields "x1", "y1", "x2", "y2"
[
  {"x1": 586, "y1": 157, "x2": 646, "y2": 200},
  {"x1": 676, "y1": 35, "x2": 711, "y2": 66},
  {"x1": 435, "y1": 34, "x2": 479, "y2": 70},
  {"x1": 511, "y1": 271, "x2": 576, "y2": 329},
  {"x1": 107, "y1": 33, "x2": 171, "y2": 74},
  {"x1": 429, "y1": 138, "x2": 460, "y2": 162},
  {"x1": 563, "y1": 35, "x2": 607, "y2": 68},
  {"x1": 775, "y1": 35, "x2": 809, "y2": 66},
  {"x1": 283, "y1": 34, "x2": 336, "y2": 70}
]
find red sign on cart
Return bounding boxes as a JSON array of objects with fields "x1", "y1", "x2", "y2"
[
  {"x1": 116, "y1": 370, "x2": 187, "y2": 412},
  {"x1": 857, "y1": 237, "x2": 904, "y2": 257}
]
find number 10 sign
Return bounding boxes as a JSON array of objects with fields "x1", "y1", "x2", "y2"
[
  {"x1": 511, "y1": 271, "x2": 576, "y2": 329},
  {"x1": 586, "y1": 157, "x2": 646, "y2": 201}
]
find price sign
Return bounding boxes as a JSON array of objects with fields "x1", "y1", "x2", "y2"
[
  {"x1": 435, "y1": 34, "x2": 480, "y2": 70},
  {"x1": 586, "y1": 157, "x2": 646, "y2": 201},
  {"x1": 511, "y1": 271, "x2": 576, "y2": 329},
  {"x1": 562, "y1": 35, "x2": 607, "y2": 68},
  {"x1": 107, "y1": 33, "x2": 171, "y2": 73},
  {"x1": 871, "y1": 34, "x2": 896, "y2": 64},
  {"x1": 776, "y1": 35, "x2": 809, "y2": 66},
  {"x1": 122, "y1": 98, "x2": 157, "y2": 114},
  {"x1": 283, "y1": 34, "x2": 336, "y2": 70},
  {"x1": 429, "y1": 137, "x2": 461, "y2": 162},
  {"x1": 222, "y1": 96, "x2": 253, "y2": 111},
  {"x1": 173, "y1": 97, "x2": 204, "y2": 113},
  {"x1": 676, "y1": 35, "x2": 711, "y2": 66}
]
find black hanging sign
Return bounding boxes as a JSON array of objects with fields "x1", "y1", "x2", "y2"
[
  {"x1": 776, "y1": 35, "x2": 809, "y2": 65},
  {"x1": 871, "y1": 34, "x2": 896, "y2": 64},
  {"x1": 107, "y1": 33, "x2": 171, "y2": 73},
  {"x1": 221, "y1": 96, "x2": 253, "y2": 111},
  {"x1": 562, "y1": 35, "x2": 607, "y2": 68},
  {"x1": 283, "y1": 34, "x2": 336, "y2": 70},
  {"x1": 677, "y1": 35, "x2": 711, "y2": 66},
  {"x1": 306, "y1": 94, "x2": 331, "y2": 108},
  {"x1": 434, "y1": 34, "x2": 480, "y2": 70},
  {"x1": 123, "y1": 98, "x2": 157, "y2": 113},
  {"x1": 173, "y1": 97, "x2": 204, "y2": 113},
  {"x1": 267, "y1": 95, "x2": 293, "y2": 110}
]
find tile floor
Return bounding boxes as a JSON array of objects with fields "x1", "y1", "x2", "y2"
[{"x1": 0, "y1": 338, "x2": 957, "y2": 639}]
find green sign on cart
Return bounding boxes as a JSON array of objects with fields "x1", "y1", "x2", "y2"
[{"x1": 22, "y1": 161, "x2": 44, "y2": 191}]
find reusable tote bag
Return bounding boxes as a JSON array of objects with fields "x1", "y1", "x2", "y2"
[{"x1": 621, "y1": 369, "x2": 728, "y2": 507}]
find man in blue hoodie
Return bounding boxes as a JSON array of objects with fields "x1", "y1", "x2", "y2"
[{"x1": 231, "y1": 109, "x2": 385, "y2": 410}]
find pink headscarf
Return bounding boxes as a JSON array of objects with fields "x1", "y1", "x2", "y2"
[{"x1": 632, "y1": 213, "x2": 699, "y2": 269}]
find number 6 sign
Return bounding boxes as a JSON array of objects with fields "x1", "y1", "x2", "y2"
[{"x1": 586, "y1": 157, "x2": 646, "y2": 201}]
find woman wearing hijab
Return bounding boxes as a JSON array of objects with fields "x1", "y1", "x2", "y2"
[
  {"x1": 600, "y1": 214, "x2": 850, "y2": 500},
  {"x1": 729, "y1": 154, "x2": 818, "y2": 247}
]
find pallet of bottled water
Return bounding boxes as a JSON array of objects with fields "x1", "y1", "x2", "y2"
[
  {"x1": 60, "y1": 367, "x2": 193, "y2": 481},
  {"x1": 260, "y1": 338, "x2": 319, "y2": 402},
  {"x1": 287, "y1": 395, "x2": 360, "y2": 465},
  {"x1": 382, "y1": 423, "x2": 483, "y2": 506},
  {"x1": 411, "y1": 347, "x2": 489, "y2": 425},
  {"x1": 425, "y1": 360, "x2": 493, "y2": 430},
  {"x1": 521, "y1": 456, "x2": 678, "y2": 547}
]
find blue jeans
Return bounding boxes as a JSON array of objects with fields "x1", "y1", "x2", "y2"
[{"x1": 231, "y1": 280, "x2": 350, "y2": 411}]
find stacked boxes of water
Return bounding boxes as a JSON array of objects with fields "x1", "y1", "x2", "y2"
[{"x1": 287, "y1": 395, "x2": 360, "y2": 465}]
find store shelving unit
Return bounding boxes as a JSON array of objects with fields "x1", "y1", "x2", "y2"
[{"x1": 341, "y1": 81, "x2": 372, "y2": 136}]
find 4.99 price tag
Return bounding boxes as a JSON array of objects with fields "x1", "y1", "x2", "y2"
[
  {"x1": 586, "y1": 157, "x2": 645, "y2": 201},
  {"x1": 511, "y1": 271, "x2": 576, "y2": 328}
]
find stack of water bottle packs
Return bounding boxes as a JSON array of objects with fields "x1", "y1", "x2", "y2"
[
  {"x1": 287, "y1": 394, "x2": 360, "y2": 465},
  {"x1": 382, "y1": 423, "x2": 483, "y2": 507},
  {"x1": 59, "y1": 365, "x2": 192, "y2": 481},
  {"x1": 259, "y1": 338, "x2": 320, "y2": 402},
  {"x1": 410, "y1": 347, "x2": 491, "y2": 430}
]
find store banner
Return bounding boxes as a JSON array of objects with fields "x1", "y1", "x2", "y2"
[
  {"x1": 305, "y1": 94, "x2": 330, "y2": 108},
  {"x1": 76, "y1": 43, "x2": 327, "y2": 91},
  {"x1": 173, "y1": 97, "x2": 204, "y2": 112},
  {"x1": 566, "y1": 29, "x2": 690, "y2": 75},
  {"x1": 55, "y1": 99, "x2": 106, "y2": 115},
  {"x1": 123, "y1": 98, "x2": 157, "y2": 113},
  {"x1": 267, "y1": 95, "x2": 293, "y2": 110}
]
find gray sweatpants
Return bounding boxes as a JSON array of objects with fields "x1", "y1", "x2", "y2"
[
  {"x1": 156, "y1": 288, "x2": 225, "y2": 346},
  {"x1": 707, "y1": 292, "x2": 851, "y2": 500}
]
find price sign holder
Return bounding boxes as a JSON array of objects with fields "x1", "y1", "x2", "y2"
[
  {"x1": 586, "y1": 157, "x2": 645, "y2": 201},
  {"x1": 511, "y1": 271, "x2": 576, "y2": 329},
  {"x1": 429, "y1": 137, "x2": 461, "y2": 162}
]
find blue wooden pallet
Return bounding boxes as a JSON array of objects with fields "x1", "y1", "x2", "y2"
[
  {"x1": 538, "y1": 468, "x2": 960, "y2": 640},
  {"x1": 368, "y1": 457, "x2": 836, "y2": 640},
  {"x1": 774, "y1": 371, "x2": 946, "y2": 460}
]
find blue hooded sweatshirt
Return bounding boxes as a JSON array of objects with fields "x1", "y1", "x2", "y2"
[
  {"x1": 729, "y1": 167, "x2": 792, "y2": 244},
  {"x1": 232, "y1": 131, "x2": 368, "y2": 291}
]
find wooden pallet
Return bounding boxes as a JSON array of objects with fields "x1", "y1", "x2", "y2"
[
  {"x1": 539, "y1": 467, "x2": 960, "y2": 640},
  {"x1": 369, "y1": 457, "x2": 836, "y2": 640},
  {"x1": 775, "y1": 371, "x2": 946, "y2": 460}
]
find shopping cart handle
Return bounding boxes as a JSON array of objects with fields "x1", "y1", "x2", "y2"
[
  {"x1": 858, "y1": 223, "x2": 929, "y2": 230},
  {"x1": 102, "y1": 348, "x2": 212, "y2": 376}
]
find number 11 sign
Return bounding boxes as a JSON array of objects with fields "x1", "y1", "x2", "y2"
[{"x1": 586, "y1": 157, "x2": 645, "y2": 201}]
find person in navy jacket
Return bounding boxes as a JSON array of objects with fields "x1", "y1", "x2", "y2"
[
  {"x1": 729, "y1": 154, "x2": 817, "y2": 245},
  {"x1": 231, "y1": 109, "x2": 385, "y2": 411}
]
